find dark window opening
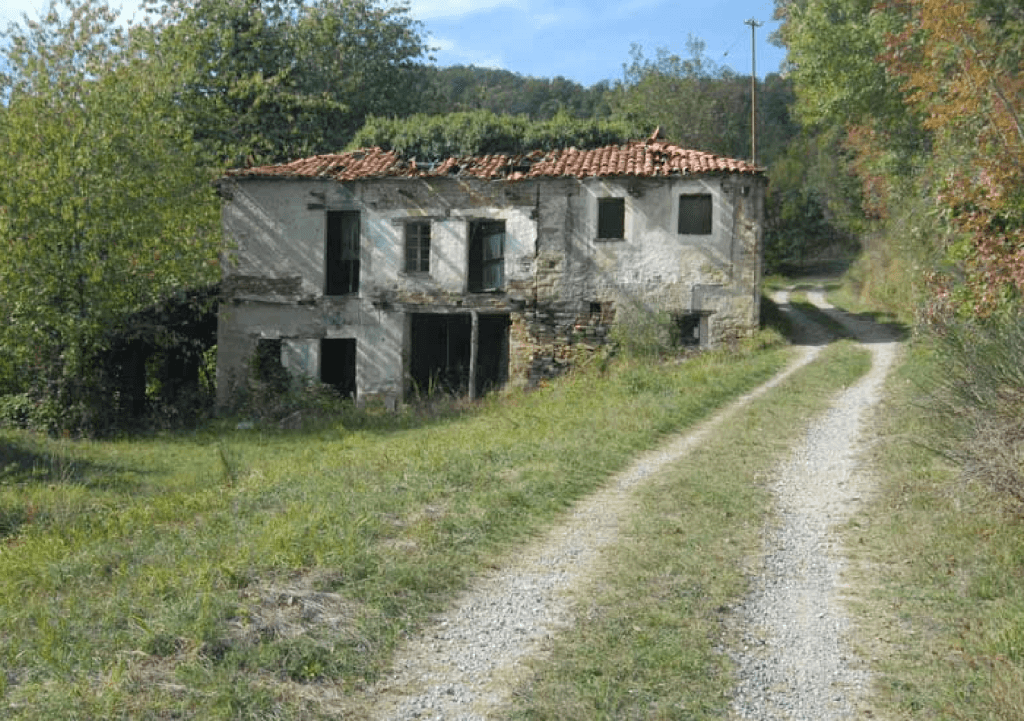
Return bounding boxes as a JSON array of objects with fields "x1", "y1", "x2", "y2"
[
  {"x1": 405, "y1": 221, "x2": 431, "y2": 273},
  {"x1": 674, "y1": 314, "x2": 702, "y2": 347},
  {"x1": 468, "y1": 220, "x2": 505, "y2": 292},
  {"x1": 326, "y1": 210, "x2": 360, "y2": 295},
  {"x1": 589, "y1": 301, "x2": 602, "y2": 318},
  {"x1": 678, "y1": 194, "x2": 713, "y2": 235},
  {"x1": 597, "y1": 197, "x2": 625, "y2": 239},
  {"x1": 254, "y1": 339, "x2": 288, "y2": 390},
  {"x1": 410, "y1": 313, "x2": 509, "y2": 397},
  {"x1": 321, "y1": 338, "x2": 356, "y2": 399}
]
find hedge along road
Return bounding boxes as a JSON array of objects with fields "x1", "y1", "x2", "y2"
[{"x1": 335, "y1": 289, "x2": 899, "y2": 720}]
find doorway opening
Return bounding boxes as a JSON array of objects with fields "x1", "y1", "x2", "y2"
[
  {"x1": 409, "y1": 313, "x2": 509, "y2": 398},
  {"x1": 321, "y1": 338, "x2": 356, "y2": 399}
]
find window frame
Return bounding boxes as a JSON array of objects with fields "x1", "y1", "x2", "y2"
[
  {"x1": 597, "y1": 197, "x2": 626, "y2": 240},
  {"x1": 404, "y1": 220, "x2": 431, "y2": 274},
  {"x1": 677, "y1": 193, "x2": 713, "y2": 236},
  {"x1": 468, "y1": 219, "x2": 505, "y2": 292},
  {"x1": 325, "y1": 210, "x2": 360, "y2": 295}
]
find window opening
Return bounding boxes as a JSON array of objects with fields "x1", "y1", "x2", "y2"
[
  {"x1": 678, "y1": 194, "x2": 712, "y2": 235},
  {"x1": 597, "y1": 197, "x2": 625, "y2": 239},
  {"x1": 404, "y1": 221, "x2": 431, "y2": 273},
  {"x1": 253, "y1": 339, "x2": 288, "y2": 391},
  {"x1": 468, "y1": 220, "x2": 505, "y2": 292},
  {"x1": 674, "y1": 314, "x2": 702, "y2": 346},
  {"x1": 321, "y1": 338, "x2": 356, "y2": 399},
  {"x1": 326, "y1": 210, "x2": 360, "y2": 295}
]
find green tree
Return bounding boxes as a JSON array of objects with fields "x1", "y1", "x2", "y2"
[
  {"x1": 350, "y1": 110, "x2": 635, "y2": 158},
  {"x1": 0, "y1": 0, "x2": 220, "y2": 432},
  {"x1": 417, "y1": 65, "x2": 613, "y2": 120},
  {"x1": 143, "y1": 0, "x2": 430, "y2": 166},
  {"x1": 606, "y1": 39, "x2": 750, "y2": 159}
]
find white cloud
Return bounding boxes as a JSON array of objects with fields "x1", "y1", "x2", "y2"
[{"x1": 429, "y1": 34, "x2": 504, "y2": 70}]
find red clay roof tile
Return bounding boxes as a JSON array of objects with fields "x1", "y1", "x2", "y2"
[{"x1": 225, "y1": 140, "x2": 763, "y2": 182}]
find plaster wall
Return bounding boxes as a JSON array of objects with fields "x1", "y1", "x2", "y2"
[{"x1": 216, "y1": 172, "x2": 765, "y2": 406}]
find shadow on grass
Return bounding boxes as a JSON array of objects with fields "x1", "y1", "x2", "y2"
[
  {"x1": 764, "y1": 292, "x2": 911, "y2": 347},
  {"x1": 0, "y1": 435, "x2": 142, "y2": 492}
]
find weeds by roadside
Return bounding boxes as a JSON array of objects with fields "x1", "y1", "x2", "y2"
[{"x1": 846, "y1": 338, "x2": 1024, "y2": 720}]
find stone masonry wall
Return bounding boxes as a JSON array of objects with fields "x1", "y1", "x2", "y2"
[{"x1": 217, "y1": 172, "x2": 766, "y2": 404}]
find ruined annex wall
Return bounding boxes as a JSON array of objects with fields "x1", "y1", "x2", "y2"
[{"x1": 524, "y1": 174, "x2": 766, "y2": 380}]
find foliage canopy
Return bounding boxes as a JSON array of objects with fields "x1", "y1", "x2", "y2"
[{"x1": 0, "y1": 0, "x2": 220, "y2": 432}]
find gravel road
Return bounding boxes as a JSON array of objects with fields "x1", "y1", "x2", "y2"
[
  {"x1": 728, "y1": 290, "x2": 900, "y2": 720},
  {"x1": 344, "y1": 288, "x2": 899, "y2": 721}
]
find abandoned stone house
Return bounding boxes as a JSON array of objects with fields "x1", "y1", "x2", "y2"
[{"x1": 215, "y1": 135, "x2": 766, "y2": 407}]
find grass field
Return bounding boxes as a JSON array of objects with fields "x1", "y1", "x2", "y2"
[{"x1": 1, "y1": 331, "x2": 798, "y2": 719}]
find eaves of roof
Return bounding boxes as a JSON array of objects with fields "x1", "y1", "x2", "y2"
[{"x1": 224, "y1": 140, "x2": 764, "y2": 184}]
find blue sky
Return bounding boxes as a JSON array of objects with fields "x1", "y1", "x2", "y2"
[{"x1": 1, "y1": 0, "x2": 786, "y2": 86}]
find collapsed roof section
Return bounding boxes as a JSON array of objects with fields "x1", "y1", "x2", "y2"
[{"x1": 225, "y1": 138, "x2": 763, "y2": 184}]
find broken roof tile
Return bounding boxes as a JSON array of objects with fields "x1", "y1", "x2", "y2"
[{"x1": 225, "y1": 140, "x2": 763, "y2": 183}]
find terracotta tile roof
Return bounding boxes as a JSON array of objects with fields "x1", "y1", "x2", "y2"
[{"x1": 225, "y1": 140, "x2": 763, "y2": 183}]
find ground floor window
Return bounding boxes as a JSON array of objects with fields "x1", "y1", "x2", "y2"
[{"x1": 674, "y1": 313, "x2": 704, "y2": 347}]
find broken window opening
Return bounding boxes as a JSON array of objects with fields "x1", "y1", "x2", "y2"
[
  {"x1": 253, "y1": 339, "x2": 285, "y2": 381},
  {"x1": 597, "y1": 197, "x2": 625, "y2": 240},
  {"x1": 321, "y1": 338, "x2": 357, "y2": 400},
  {"x1": 404, "y1": 220, "x2": 431, "y2": 273},
  {"x1": 326, "y1": 210, "x2": 360, "y2": 295},
  {"x1": 674, "y1": 314, "x2": 703, "y2": 347},
  {"x1": 468, "y1": 220, "x2": 505, "y2": 292},
  {"x1": 678, "y1": 194, "x2": 713, "y2": 235}
]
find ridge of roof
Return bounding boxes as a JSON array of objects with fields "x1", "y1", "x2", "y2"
[{"x1": 224, "y1": 140, "x2": 764, "y2": 182}]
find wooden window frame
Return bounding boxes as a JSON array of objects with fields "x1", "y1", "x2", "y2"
[{"x1": 404, "y1": 220, "x2": 431, "y2": 274}]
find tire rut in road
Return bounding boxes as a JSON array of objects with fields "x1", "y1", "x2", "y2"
[{"x1": 728, "y1": 290, "x2": 900, "y2": 720}]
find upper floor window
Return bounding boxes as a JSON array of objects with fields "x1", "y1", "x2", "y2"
[
  {"x1": 326, "y1": 210, "x2": 360, "y2": 295},
  {"x1": 468, "y1": 219, "x2": 505, "y2": 292},
  {"x1": 678, "y1": 194, "x2": 712, "y2": 235},
  {"x1": 404, "y1": 221, "x2": 431, "y2": 273},
  {"x1": 597, "y1": 197, "x2": 625, "y2": 240}
]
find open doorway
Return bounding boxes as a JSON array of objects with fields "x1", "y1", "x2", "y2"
[
  {"x1": 321, "y1": 338, "x2": 356, "y2": 399},
  {"x1": 409, "y1": 313, "x2": 509, "y2": 397}
]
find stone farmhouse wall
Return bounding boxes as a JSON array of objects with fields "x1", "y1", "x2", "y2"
[{"x1": 216, "y1": 171, "x2": 766, "y2": 406}]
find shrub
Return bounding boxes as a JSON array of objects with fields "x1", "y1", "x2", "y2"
[
  {"x1": 926, "y1": 308, "x2": 1024, "y2": 510},
  {"x1": 608, "y1": 304, "x2": 678, "y2": 359}
]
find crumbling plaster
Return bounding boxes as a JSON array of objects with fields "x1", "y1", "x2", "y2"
[{"x1": 216, "y1": 170, "x2": 765, "y2": 406}]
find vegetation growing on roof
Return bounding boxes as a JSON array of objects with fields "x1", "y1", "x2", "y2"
[{"x1": 349, "y1": 110, "x2": 637, "y2": 159}]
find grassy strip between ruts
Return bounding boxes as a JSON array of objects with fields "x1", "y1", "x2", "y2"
[
  {"x1": 0, "y1": 335, "x2": 792, "y2": 719},
  {"x1": 841, "y1": 341, "x2": 1024, "y2": 720},
  {"x1": 500, "y1": 339, "x2": 872, "y2": 720}
]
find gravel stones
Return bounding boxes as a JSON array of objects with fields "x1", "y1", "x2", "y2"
[{"x1": 728, "y1": 291, "x2": 900, "y2": 720}]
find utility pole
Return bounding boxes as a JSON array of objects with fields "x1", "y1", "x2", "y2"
[{"x1": 745, "y1": 18, "x2": 763, "y2": 166}]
